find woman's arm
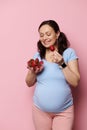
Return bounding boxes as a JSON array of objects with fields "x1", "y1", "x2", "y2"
[
  {"x1": 25, "y1": 69, "x2": 37, "y2": 87},
  {"x1": 62, "y1": 59, "x2": 80, "y2": 87},
  {"x1": 52, "y1": 50, "x2": 80, "y2": 87},
  {"x1": 25, "y1": 63, "x2": 44, "y2": 87}
]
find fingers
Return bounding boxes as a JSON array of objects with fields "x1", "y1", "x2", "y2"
[
  {"x1": 34, "y1": 66, "x2": 44, "y2": 74},
  {"x1": 27, "y1": 66, "x2": 34, "y2": 71},
  {"x1": 53, "y1": 51, "x2": 62, "y2": 57},
  {"x1": 27, "y1": 64, "x2": 44, "y2": 74},
  {"x1": 52, "y1": 51, "x2": 64, "y2": 65},
  {"x1": 27, "y1": 58, "x2": 44, "y2": 74}
]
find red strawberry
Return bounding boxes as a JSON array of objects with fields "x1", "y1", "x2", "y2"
[
  {"x1": 38, "y1": 61, "x2": 44, "y2": 68},
  {"x1": 27, "y1": 58, "x2": 43, "y2": 71},
  {"x1": 27, "y1": 59, "x2": 35, "y2": 67},
  {"x1": 31, "y1": 60, "x2": 36, "y2": 67},
  {"x1": 49, "y1": 45, "x2": 55, "y2": 51},
  {"x1": 35, "y1": 58, "x2": 39, "y2": 65},
  {"x1": 39, "y1": 61, "x2": 43, "y2": 65}
]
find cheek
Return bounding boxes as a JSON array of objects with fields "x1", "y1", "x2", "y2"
[
  {"x1": 52, "y1": 36, "x2": 57, "y2": 42},
  {"x1": 39, "y1": 39, "x2": 44, "y2": 45},
  {"x1": 51, "y1": 33, "x2": 57, "y2": 39},
  {"x1": 39, "y1": 37, "x2": 43, "y2": 42},
  {"x1": 40, "y1": 39, "x2": 43, "y2": 43}
]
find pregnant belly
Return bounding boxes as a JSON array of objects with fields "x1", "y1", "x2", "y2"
[{"x1": 33, "y1": 85, "x2": 73, "y2": 112}]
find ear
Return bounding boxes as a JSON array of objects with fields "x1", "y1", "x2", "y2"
[{"x1": 56, "y1": 31, "x2": 60, "y2": 39}]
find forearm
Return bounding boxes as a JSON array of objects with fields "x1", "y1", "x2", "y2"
[
  {"x1": 25, "y1": 70, "x2": 36, "y2": 87},
  {"x1": 62, "y1": 66, "x2": 80, "y2": 87}
]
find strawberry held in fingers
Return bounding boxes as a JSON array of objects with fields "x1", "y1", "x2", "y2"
[
  {"x1": 38, "y1": 61, "x2": 44, "y2": 68},
  {"x1": 27, "y1": 59, "x2": 36, "y2": 67},
  {"x1": 49, "y1": 45, "x2": 55, "y2": 51},
  {"x1": 35, "y1": 58, "x2": 39, "y2": 64}
]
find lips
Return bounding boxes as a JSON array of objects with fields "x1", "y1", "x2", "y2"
[{"x1": 43, "y1": 39, "x2": 51, "y2": 45}]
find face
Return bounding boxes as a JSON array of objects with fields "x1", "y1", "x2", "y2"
[{"x1": 39, "y1": 25, "x2": 59, "y2": 48}]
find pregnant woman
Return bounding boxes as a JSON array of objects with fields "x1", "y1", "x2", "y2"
[{"x1": 25, "y1": 20, "x2": 80, "y2": 130}]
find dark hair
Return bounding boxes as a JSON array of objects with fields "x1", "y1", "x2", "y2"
[{"x1": 37, "y1": 20, "x2": 70, "y2": 59}]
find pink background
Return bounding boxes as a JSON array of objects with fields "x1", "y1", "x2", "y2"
[{"x1": 0, "y1": 0, "x2": 87, "y2": 130}]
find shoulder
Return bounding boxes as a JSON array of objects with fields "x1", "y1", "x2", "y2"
[
  {"x1": 33, "y1": 52, "x2": 41, "y2": 60},
  {"x1": 63, "y1": 47, "x2": 75, "y2": 54},
  {"x1": 63, "y1": 47, "x2": 78, "y2": 63}
]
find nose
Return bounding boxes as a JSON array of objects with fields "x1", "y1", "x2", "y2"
[{"x1": 43, "y1": 35, "x2": 48, "y2": 40}]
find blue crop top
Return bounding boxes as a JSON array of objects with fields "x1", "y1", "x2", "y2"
[{"x1": 33, "y1": 48, "x2": 78, "y2": 113}]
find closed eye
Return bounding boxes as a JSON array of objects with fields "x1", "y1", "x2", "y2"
[
  {"x1": 47, "y1": 34, "x2": 51, "y2": 36},
  {"x1": 40, "y1": 34, "x2": 44, "y2": 37}
]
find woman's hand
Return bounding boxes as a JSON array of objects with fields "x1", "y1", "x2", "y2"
[
  {"x1": 51, "y1": 50, "x2": 80, "y2": 87},
  {"x1": 27, "y1": 65, "x2": 44, "y2": 74},
  {"x1": 27, "y1": 58, "x2": 44, "y2": 74},
  {"x1": 52, "y1": 51, "x2": 64, "y2": 65},
  {"x1": 26, "y1": 59, "x2": 44, "y2": 87}
]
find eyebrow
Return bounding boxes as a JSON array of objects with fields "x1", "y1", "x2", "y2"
[{"x1": 39, "y1": 31, "x2": 51, "y2": 34}]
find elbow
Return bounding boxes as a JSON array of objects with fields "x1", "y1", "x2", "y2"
[
  {"x1": 70, "y1": 81, "x2": 79, "y2": 88},
  {"x1": 73, "y1": 81, "x2": 79, "y2": 88},
  {"x1": 25, "y1": 78, "x2": 33, "y2": 87},
  {"x1": 72, "y1": 75, "x2": 80, "y2": 87},
  {"x1": 77, "y1": 74, "x2": 80, "y2": 86}
]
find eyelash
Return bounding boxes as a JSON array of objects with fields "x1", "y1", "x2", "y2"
[
  {"x1": 40, "y1": 33, "x2": 51, "y2": 37},
  {"x1": 47, "y1": 34, "x2": 51, "y2": 36}
]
